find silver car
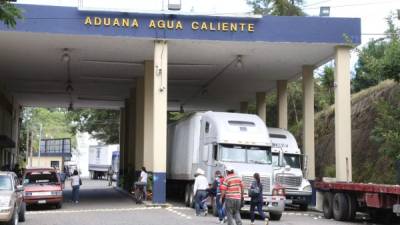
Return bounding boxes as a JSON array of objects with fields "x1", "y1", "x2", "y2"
[{"x1": 0, "y1": 172, "x2": 25, "y2": 225}]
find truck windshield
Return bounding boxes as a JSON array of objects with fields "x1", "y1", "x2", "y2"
[
  {"x1": 272, "y1": 153, "x2": 280, "y2": 167},
  {"x1": 283, "y1": 154, "x2": 301, "y2": 168},
  {"x1": 219, "y1": 144, "x2": 271, "y2": 164}
]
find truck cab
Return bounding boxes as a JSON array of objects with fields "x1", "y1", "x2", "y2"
[
  {"x1": 198, "y1": 112, "x2": 285, "y2": 220},
  {"x1": 269, "y1": 128, "x2": 312, "y2": 210}
]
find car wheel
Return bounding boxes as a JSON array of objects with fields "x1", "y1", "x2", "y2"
[
  {"x1": 8, "y1": 207, "x2": 18, "y2": 225},
  {"x1": 299, "y1": 203, "x2": 308, "y2": 211},
  {"x1": 56, "y1": 202, "x2": 62, "y2": 209},
  {"x1": 269, "y1": 212, "x2": 282, "y2": 221},
  {"x1": 18, "y1": 202, "x2": 26, "y2": 222}
]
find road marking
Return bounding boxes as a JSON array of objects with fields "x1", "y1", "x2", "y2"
[
  {"x1": 165, "y1": 207, "x2": 192, "y2": 220},
  {"x1": 26, "y1": 206, "x2": 162, "y2": 215}
]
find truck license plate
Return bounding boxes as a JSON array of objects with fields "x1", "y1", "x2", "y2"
[{"x1": 38, "y1": 200, "x2": 46, "y2": 204}]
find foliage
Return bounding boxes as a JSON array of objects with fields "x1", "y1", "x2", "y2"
[
  {"x1": 317, "y1": 66, "x2": 335, "y2": 106},
  {"x1": 67, "y1": 109, "x2": 120, "y2": 144},
  {"x1": 0, "y1": 0, "x2": 22, "y2": 27},
  {"x1": 353, "y1": 16, "x2": 400, "y2": 92},
  {"x1": 247, "y1": 0, "x2": 305, "y2": 16},
  {"x1": 20, "y1": 108, "x2": 75, "y2": 153},
  {"x1": 371, "y1": 92, "x2": 400, "y2": 160}
]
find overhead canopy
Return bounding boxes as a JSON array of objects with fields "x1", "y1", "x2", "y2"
[{"x1": 0, "y1": 4, "x2": 361, "y2": 111}]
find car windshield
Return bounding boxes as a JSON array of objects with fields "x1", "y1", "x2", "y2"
[
  {"x1": 283, "y1": 154, "x2": 301, "y2": 168},
  {"x1": 219, "y1": 144, "x2": 271, "y2": 164},
  {"x1": 0, "y1": 176, "x2": 12, "y2": 191},
  {"x1": 24, "y1": 171, "x2": 59, "y2": 185}
]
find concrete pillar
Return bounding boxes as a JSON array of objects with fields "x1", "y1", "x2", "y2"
[
  {"x1": 240, "y1": 101, "x2": 249, "y2": 113},
  {"x1": 256, "y1": 92, "x2": 266, "y2": 123},
  {"x1": 135, "y1": 77, "x2": 144, "y2": 171},
  {"x1": 143, "y1": 41, "x2": 168, "y2": 203},
  {"x1": 302, "y1": 65, "x2": 315, "y2": 180},
  {"x1": 334, "y1": 46, "x2": 352, "y2": 182},
  {"x1": 277, "y1": 80, "x2": 288, "y2": 129}
]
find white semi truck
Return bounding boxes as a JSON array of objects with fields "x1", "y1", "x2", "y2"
[
  {"x1": 269, "y1": 128, "x2": 312, "y2": 210},
  {"x1": 167, "y1": 111, "x2": 285, "y2": 220},
  {"x1": 88, "y1": 144, "x2": 119, "y2": 180}
]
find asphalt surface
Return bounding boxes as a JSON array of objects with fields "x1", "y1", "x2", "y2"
[{"x1": 22, "y1": 180, "x2": 396, "y2": 225}]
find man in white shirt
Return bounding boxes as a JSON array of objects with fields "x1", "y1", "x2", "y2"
[
  {"x1": 193, "y1": 168, "x2": 209, "y2": 216},
  {"x1": 138, "y1": 167, "x2": 148, "y2": 200}
]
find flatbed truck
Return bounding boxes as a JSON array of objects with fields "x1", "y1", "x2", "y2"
[{"x1": 316, "y1": 181, "x2": 400, "y2": 223}]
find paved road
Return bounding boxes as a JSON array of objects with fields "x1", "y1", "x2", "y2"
[{"x1": 22, "y1": 180, "x2": 394, "y2": 225}]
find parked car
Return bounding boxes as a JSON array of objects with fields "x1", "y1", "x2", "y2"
[
  {"x1": 23, "y1": 168, "x2": 63, "y2": 209},
  {"x1": 0, "y1": 171, "x2": 25, "y2": 225}
]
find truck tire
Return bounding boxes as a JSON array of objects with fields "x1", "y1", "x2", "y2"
[
  {"x1": 189, "y1": 184, "x2": 195, "y2": 208},
  {"x1": 18, "y1": 202, "x2": 26, "y2": 222},
  {"x1": 333, "y1": 193, "x2": 349, "y2": 221},
  {"x1": 346, "y1": 193, "x2": 357, "y2": 221},
  {"x1": 323, "y1": 192, "x2": 334, "y2": 219},
  {"x1": 299, "y1": 203, "x2": 308, "y2": 211},
  {"x1": 269, "y1": 212, "x2": 282, "y2": 221},
  {"x1": 184, "y1": 184, "x2": 191, "y2": 207}
]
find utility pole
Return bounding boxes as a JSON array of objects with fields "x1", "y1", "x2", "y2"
[
  {"x1": 38, "y1": 124, "x2": 43, "y2": 167},
  {"x1": 28, "y1": 131, "x2": 32, "y2": 168}
]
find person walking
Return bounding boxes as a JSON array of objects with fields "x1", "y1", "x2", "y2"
[
  {"x1": 212, "y1": 170, "x2": 225, "y2": 224},
  {"x1": 107, "y1": 166, "x2": 114, "y2": 186},
  {"x1": 71, "y1": 170, "x2": 81, "y2": 204},
  {"x1": 220, "y1": 167, "x2": 243, "y2": 225},
  {"x1": 249, "y1": 173, "x2": 269, "y2": 225},
  {"x1": 193, "y1": 168, "x2": 209, "y2": 216},
  {"x1": 138, "y1": 167, "x2": 148, "y2": 200}
]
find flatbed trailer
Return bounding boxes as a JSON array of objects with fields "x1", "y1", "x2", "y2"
[{"x1": 315, "y1": 181, "x2": 400, "y2": 222}]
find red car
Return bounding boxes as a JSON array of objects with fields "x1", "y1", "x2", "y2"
[{"x1": 23, "y1": 168, "x2": 63, "y2": 208}]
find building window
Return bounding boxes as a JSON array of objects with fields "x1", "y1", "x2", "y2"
[{"x1": 50, "y1": 161, "x2": 60, "y2": 169}]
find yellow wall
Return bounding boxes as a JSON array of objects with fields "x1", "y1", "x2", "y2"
[{"x1": 31, "y1": 156, "x2": 63, "y2": 169}]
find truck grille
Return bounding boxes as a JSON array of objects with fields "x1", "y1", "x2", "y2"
[
  {"x1": 242, "y1": 175, "x2": 271, "y2": 193},
  {"x1": 276, "y1": 174, "x2": 302, "y2": 187}
]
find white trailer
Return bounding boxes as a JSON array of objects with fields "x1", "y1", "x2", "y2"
[
  {"x1": 167, "y1": 111, "x2": 285, "y2": 220},
  {"x1": 269, "y1": 128, "x2": 312, "y2": 210},
  {"x1": 88, "y1": 145, "x2": 119, "y2": 179}
]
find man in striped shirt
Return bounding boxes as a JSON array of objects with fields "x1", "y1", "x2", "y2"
[{"x1": 220, "y1": 167, "x2": 244, "y2": 225}]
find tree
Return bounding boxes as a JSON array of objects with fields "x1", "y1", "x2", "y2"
[
  {"x1": 67, "y1": 109, "x2": 120, "y2": 144},
  {"x1": 247, "y1": 0, "x2": 305, "y2": 16},
  {"x1": 0, "y1": 0, "x2": 22, "y2": 27},
  {"x1": 20, "y1": 108, "x2": 76, "y2": 155},
  {"x1": 353, "y1": 16, "x2": 400, "y2": 92},
  {"x1": 371, "y1": 94, "x2": 400, "y2": 160},
  {"x1": 318, "y1": 65, "x2": 335, "y2": 106}
]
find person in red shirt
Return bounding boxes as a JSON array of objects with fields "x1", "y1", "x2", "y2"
[{"x1": 220, "y1": 167, "x2": 244, "y2": 225}]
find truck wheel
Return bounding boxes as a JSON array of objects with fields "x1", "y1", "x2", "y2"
[
  {"x1": 333, "y1": 193, "x2": 349, "y2": 221},
  {"x1": 299, "y1": 203, "x2": 308, "y2": 211},
  {"x1": 56, "y1": 202, "x2": 62, "y2": 209},
  {"x1": 346, "y1": 193, "x2": 356, "y2": 221},
  {"x1": 269, "y1": 212, "x2": 282, "y2": 221},
  {"x1": 189, "y1": 184, "x2": 195, "y2": 208},
  {"x1": 18, "y1": 202, "x2": 26, "y2": 222},
  {"x1": 184, "y1": 184, "x2": 191, "y2": 207},
  {"x1": 323, "y1": 192, "x2": 334, "y2": 219}
]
